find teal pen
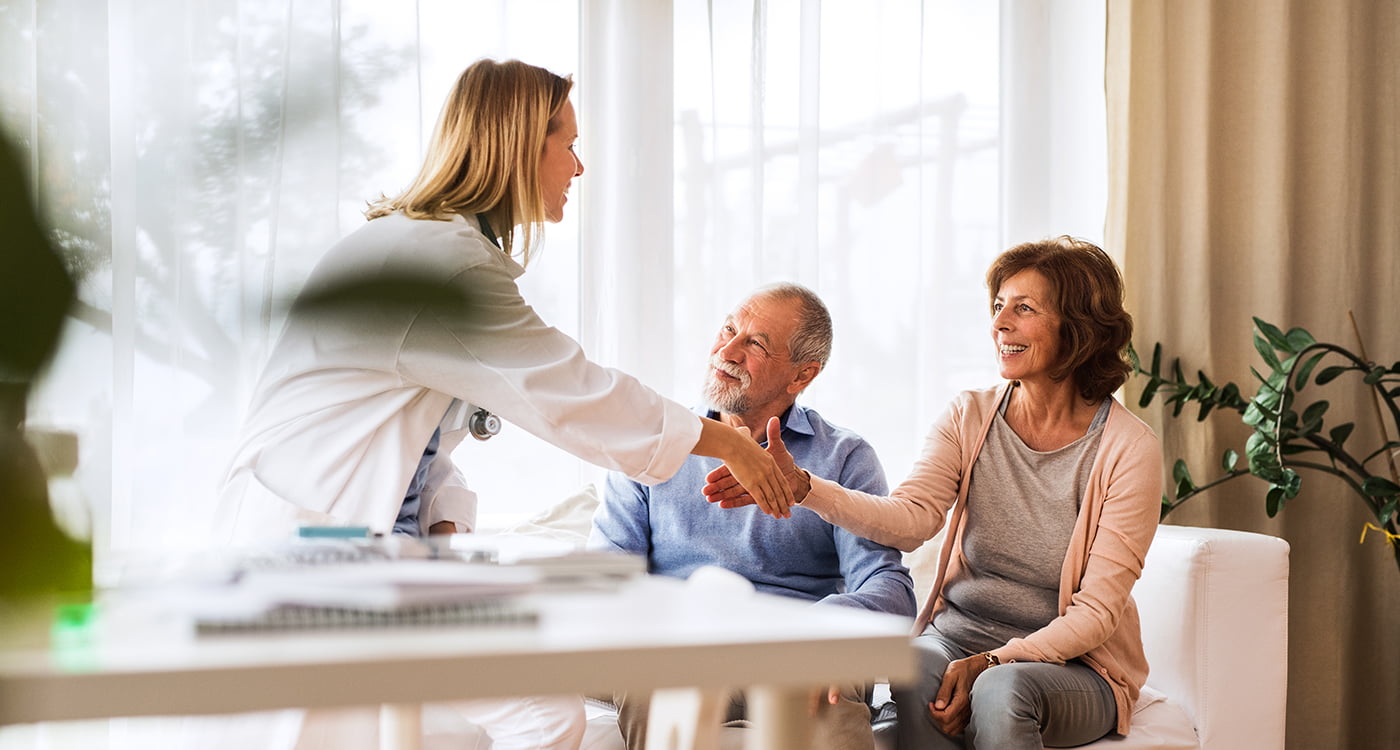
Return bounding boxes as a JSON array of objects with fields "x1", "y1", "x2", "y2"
[{"x1": 297, "y1": 526, "x2": 371, "y2": 538}]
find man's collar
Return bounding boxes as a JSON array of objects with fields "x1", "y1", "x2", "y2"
[{"x1": 699, "y1": 403, "x2": 815, "y2": 438}]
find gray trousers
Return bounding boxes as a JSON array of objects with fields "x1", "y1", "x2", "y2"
[{"x1": 894, "y1": 630, "x2": 1117, "y2": 749}]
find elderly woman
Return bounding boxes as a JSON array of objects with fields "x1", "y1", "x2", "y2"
[{"x1": 707, "y1": 236, "x2": 1161, "y2": 748}]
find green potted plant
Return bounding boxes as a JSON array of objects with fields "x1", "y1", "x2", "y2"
[
  {"x1": 0, "y1": 132, "x2": 92, "y2": 603},
  {"x1": 1131, "y1": 317, "x2": 1400, "y2": 573}
]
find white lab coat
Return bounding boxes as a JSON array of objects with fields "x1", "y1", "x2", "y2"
[{"x1": 217, "y1": 212, "x2": 700, "y2": 542}]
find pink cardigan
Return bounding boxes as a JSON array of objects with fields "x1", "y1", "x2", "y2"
[{"x1": 801, "y1": 383, "x2": 1162, "y2": 735}]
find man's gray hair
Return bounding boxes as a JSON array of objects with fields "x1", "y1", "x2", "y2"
[{"x1": 752, "y1": 282, "x2": 832, "y2": 368}]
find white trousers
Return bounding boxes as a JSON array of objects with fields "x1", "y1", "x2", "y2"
[
  {"x1": 451, "y1": 696, "x2": 586, "y2": 750},
  {"x1": 292, "y1": 695, "x2": 585, "y2": 750}
]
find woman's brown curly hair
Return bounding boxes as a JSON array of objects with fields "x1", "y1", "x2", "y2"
[{"x1": 986, "y1": 236, "x2": 1134, "y2": 402}]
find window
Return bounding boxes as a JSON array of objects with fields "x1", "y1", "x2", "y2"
[{"x1": 4, "y1": 0, "x2": 1104, "y2": 554}]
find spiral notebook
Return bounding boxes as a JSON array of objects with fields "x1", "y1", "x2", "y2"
[
  {"x1": 195, "y1": 597, "x2": 538, "y2": 635},
  {"x1": 186, "y1": 555, "x2": 543, "y2": 636}
]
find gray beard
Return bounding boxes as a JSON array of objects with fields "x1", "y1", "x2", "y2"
[{"x1": 702, "y1": 377, "x2": 749, "y2": 416}]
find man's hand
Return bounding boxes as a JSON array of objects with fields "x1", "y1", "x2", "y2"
[
  {"x1": 704, "y1": 417, "x2": 808, "y2": 511},
  {"x1": 695, "y1": 417, "x2": 795, "y2": 518},
  {"x1": 928, "y1": 655, "x2": 993, "y2": 737}
]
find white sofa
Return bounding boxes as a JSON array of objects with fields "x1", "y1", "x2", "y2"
[
  {"x1": 1093, "y1": 524, "x2": 1291, "y2": 750},
  {"x1": 572, "y1": 513, "x2": 1290, "y2": 750},
  {"x1": 888, "y1": 523, "x2": 1289, "y2": 750}
]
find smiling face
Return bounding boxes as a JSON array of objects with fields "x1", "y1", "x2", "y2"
[
  {"x1": 703, "y1": 294, "x2": 811, "y2": 418},
  {"x1": 539, "y1": 100, "x2": 583, "y2": 223},
  {"x1": 991, "y1": 269, "x2": 1064, "y2": 386}
]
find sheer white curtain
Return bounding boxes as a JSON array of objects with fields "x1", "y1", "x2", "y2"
[
  {"x1": 4, "y1": 0, "x2": 1106, "y2": 558},
  {"x1": 585, "y1": 0, "x2": 1109, "y2": 490},
  {"x1": 4, "y1": 1, "x2": 586, "y2": 555}
]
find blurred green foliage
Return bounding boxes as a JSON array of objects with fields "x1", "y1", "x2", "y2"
[{"x1": 0, "y1": 131, "x2": 91, "y2": 601}]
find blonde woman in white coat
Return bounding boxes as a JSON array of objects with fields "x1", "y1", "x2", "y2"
[{"x1": 218, "y1": 59, "x2": 792, "y2": 750}]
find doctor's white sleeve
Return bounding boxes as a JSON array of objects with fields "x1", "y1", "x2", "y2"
[{"x1": 393, "y1": 257, "x2": 702, "y2": 487}]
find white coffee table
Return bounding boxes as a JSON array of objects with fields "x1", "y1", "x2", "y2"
[{"x1": 0, "y1": 575, "x2": 913, "y2": 750}]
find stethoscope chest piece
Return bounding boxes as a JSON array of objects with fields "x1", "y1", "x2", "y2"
[{"x1": 468, "y1": 408, "x2": 501, "y2": 441}]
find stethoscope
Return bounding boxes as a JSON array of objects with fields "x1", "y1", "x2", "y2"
[
  {"x1": 468, "y1": 407, "x2": 501, "y2": 441},
  {"x1": 465, "y1": 215, "x2": 507, "y2": 443}
]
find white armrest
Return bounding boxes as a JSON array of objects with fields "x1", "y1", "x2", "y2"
[{"x1": 1135, "y1": 525, "x2": 1289, "y2": 750}]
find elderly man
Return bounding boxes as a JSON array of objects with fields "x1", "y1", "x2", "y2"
[{"x1": 589, "y1": 282, "x2": 915, "y2": 750}]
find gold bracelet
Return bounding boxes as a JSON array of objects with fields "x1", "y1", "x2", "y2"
[{"x1": 980, "y1": 651, "x2": 1000, "y2": 668}]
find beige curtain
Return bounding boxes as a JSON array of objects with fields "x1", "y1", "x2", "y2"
[{"x1": 1106, "y1": 1, "x2": 1399, "y2": 748}]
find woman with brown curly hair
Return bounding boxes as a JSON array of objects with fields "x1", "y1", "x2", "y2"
[{"x1": 706, "y1": 236, "x2": 1162, "y2": 749}]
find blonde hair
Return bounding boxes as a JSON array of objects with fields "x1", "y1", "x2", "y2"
[{"x1": 366, "y1": 59, "x2": 574, "y2": 265}]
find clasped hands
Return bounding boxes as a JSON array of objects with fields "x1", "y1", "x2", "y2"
[
  {"x1": 706, "y1": 417, "x2": 809, "y2": 518},
  {"x1": 926, "y1": 654, "x2": 995, "y2": 737},
  {"x1": 805, "y1": 655, "x2": 989, "y2": 736}
]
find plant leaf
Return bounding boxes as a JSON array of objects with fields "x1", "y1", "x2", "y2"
[
  {"x1": 1364, "y1": 366, "x2": 1385, "y2": 385},
  {"x1": 1248, "y1": 397, "x2": 1282, "y2": 428},
  {"x1": 1265, "y1": 486, "x2": 1286, "y2": 517},
  {"x1": 1284, "y1": 327, "x2": 1316, "y2": 353},
  {"x1": 1138, "y1": 379, "x2": 1161, "y2": 408},
  {"x1": 1294, "y1": 351, "x2": 1326, "y2": 391},
  {"x1": 1284, "y1": 468, "x2": 1302, "y2": 497},
  {"x1": 1300, "y1": 400, "x2": 1330, "y2": 434},
  {"x1": 1362, "y1": 476, "x2": 1400, "y2": 498},
  {"x1": 1253, "y1": 332, "x2": 1282, "y2": 370},
  {"x1": 1315, "y1": 365, "x2": 1349, "y2": 385},
  {"x1": 1251, "y1": 452, "x2": 1284, "y2": 482},
  {"x1": 1329, "y1": 422, "x2": 1355, "y2": 447},
  {"x1": 1220, "y1": 382, "x2": 1243, "y2": 408},
  {"x1": 1172, "y1": 459, "x2": 1193, "y2": 486},
  {"x1": 1221, "y1": 449, "x2": 1240, "y2": 472},
  {"x1": 293, "y1": 273, "x2": 471, "y2": 320},
  {"x1": 1242, "y1": 402, "x2": 1264, "y2": 427},
  {"x1": 1254, "y1": 318, "x2": 1289, "y2": 351},
  {"x1": 1246, "y1": 430, "x2": 1274, "y2": 455}
]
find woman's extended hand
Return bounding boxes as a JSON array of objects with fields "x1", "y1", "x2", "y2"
[
  {"x1": 702, "y1": 417, "x2": 810, "y2": 514},
  {"x1": 694, "y1": 416, "x2": 795, "y2": 518},
  {"x1": 928, "y1": 655, "x2": 993, "y2": 737}
]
